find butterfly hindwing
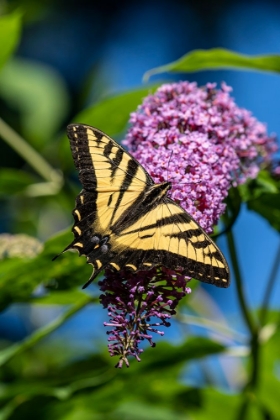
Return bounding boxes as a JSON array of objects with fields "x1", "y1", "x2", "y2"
[
  {"x1": 112, "y1": 198, "x2": 229, "y2": 288},
  {"x1": 60, "y1": 123, "x2": 230, "y2": 288}
]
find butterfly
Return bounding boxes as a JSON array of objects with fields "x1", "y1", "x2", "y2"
[{"x1": 54, "y1": 123, "x2": 230, "y2": 289}]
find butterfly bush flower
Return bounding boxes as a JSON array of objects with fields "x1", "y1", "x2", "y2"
[
  {"x1": 123, "y1": 81, "x2": 277, "y2": 232},
  {"x1": 100, "y1": 267, "x2": 191, "y2": 368},
  {"x1": 0, "y1": 233, "x2": 43, "y2": 259},
  {"x1": 100, "y1": 81, "x2": 277, "y2": 367}
]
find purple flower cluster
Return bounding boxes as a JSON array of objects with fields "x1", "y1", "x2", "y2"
[
  {"x1": 100, "y1": 81, "x2": 277, "y2": 367},
  {"x1": 123, "y1": 81, "x2": 277, "y2": 232},
  {"x1": 99, "y1": 267, "x2": 191, "y2": 368}
]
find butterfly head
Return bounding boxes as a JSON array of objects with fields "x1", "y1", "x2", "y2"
[{"x1": 143, "y1": 181, "x2": 172, "y2": 207}]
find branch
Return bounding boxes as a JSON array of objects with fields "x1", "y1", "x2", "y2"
[{"x1": 0, "y1": 118, "x2": 63, "y2": 193}]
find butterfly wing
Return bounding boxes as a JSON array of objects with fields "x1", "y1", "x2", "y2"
[
  {"x1": 58, "y1": 123, "x2": 229, "y2": 288},
  {"x1": 67, "y1": 124, "x2": 153, "y2": 194},
  {"x1": 58, "y1": 123, "x2": 154, "y2": 280},
  {"x1": 110, "y1": 197, "x2": 230, "y2": 288}
]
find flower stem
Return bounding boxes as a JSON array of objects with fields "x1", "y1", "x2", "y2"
[
  {"x1": 176, "y1": 313, "x2": 247, "y2": 343},
  {"x1": 226, "y1": 226, "x2": 260, "y2": 419},
  {"x1": 259, "y1": 240, "x2": 280, "y2": 326},
  {"x1": 226, "y1": 228, "x2": 256, "y2": 335}
]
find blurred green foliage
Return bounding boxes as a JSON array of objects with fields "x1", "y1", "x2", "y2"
[
  {"x1": 0, "y1": 8, "x2": 280, "y2": 420},
  {"x1": 143, "y1": 48, "x2": 280, "y2": 81},
  {"x1": 0, "y1": 11, "x2": 21, "y2": 72}
]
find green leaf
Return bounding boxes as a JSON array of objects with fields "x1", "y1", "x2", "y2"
[
  {"x1": 0, "y1": 257, "x2": 41, "y2": 309},
  {"x1": 140, "y1": 337, "x2": 225, "y2": 370},
  {"x1": 37, "y1": 230, "x2": 94, "y2": 291},
  {"x1": 0, "y1": 337, "x2": 225, "y2": 419},
  {"x1": 73, "y1": 85, "x2": 160, "y2": 136},
  {"x1": 0, "y1": 230, "x2": 93, "y2": 309},
  {"x1": 235, "y1": 170, "x2": 280, "y2": 231},
  {"x1": 31, "y1": 289, "x2": 91, "y2": 305},
  {"x1": 238, "y1": 170, "x2": 279, "y2": 202},
  {"x1": 186, "y1": 388, "x2": 271, "y2": 420},
  {"x1": 0, "y1": 11, "x2": 21, "y2": 71},
  {"x1": 257, "y1": 315, "x2": 280, "y2": 418},
  {"x1": 256, "y1": 171, "x2": 279, "y2": 193},
  {"x1": 0, "y1": 294, "x2": 93, "y2": 368},
  {"x1": 143, "y1": 48, "x2": 280, "y2": 81},
  {"x1": 0, "y1": 58, "x2": 69, "y2": 144},
  {"x1": 247, "y1": 191, "x2": 280, "y2": 231},
  {"x1": 0, "y1": 168, "x2": 37, "y2": 196},
  {"x1": 59, "y1": 85, "x2": 160, "y2": 173},
  {"x1": 187, "y1": 388, "x2": 240, "y2": 419},
  {"x1": 42, "y1": 229, "x2": 75, "y2": 258},
  {"x1": 113, "y1": 401, "x2": 187, "y2": 420}
]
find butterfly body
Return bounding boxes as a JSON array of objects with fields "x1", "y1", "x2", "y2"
[{"x1": 57, "y1": 124, "x2": 230, "y2": 289}]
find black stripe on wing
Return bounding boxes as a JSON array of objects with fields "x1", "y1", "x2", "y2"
[
  {"x1": 111, "y1": 248, "x2": 229, "y2": 288},
  {"x1": 103, "y1": 140, "x2": 124, "y2": 178},
  {"x1": 67, "y1": 125, "x2": 97, "y2": 191},
  {"x1": 67, "y1": 124, "x2": 155, "y2": 189},
  {"x1": 110, "y1": 158, "x2": 144, "y2": 226},
  {"x1": 116, "y1": 214, "x2": 185, "y2": 236}
]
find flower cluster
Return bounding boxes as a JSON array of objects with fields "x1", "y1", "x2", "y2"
[
  {"x1": 99, "y1": 267, "x2": 191, "y2": 368},
  {"x1": 101, "y1": 81, "x2": 277, "y2": 367},
  {"x1": 0, "y1": 233, "x2": 43, "y2": 259},
  {"x1": 123, "y1": 81, "x2": 277, "y2": 232}
]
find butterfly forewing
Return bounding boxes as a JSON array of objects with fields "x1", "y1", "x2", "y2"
[
  {"x1": 64, "y1": 124, "x2": 153, "y2": 274},
  {"x1": 61, "y1": 123, "x2": 230, "y2": 288},
  {"x1": 68, "y1": 124, "x2": 152, "y2": 189}
]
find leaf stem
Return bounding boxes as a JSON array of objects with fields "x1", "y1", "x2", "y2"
[
  {"x1": 259, "y1": 240, "x2": 280, "y2": 326},
  {"x1": 176, "y1": 313, "x2": 247, "y2": 343},
  {"x1": 226, "y1": 228, "x2": 256, "y2": 335},
  {"x1": 0, "y1": 294, "x2": 93, "y2": 367},
  {"x1": 0, "y1": 118, "x2": 62, "y2": 185},
  {"x1": 226, "y1": 225, "x2": 261, "y2": 420}
]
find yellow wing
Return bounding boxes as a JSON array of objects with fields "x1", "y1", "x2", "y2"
[
  {"x1": 57, "y1": 123, "x2": 230, "y2": 288},
  {"x1": 68, "y1": 123, "x2": 153, "y2": 228},
  {"x1": 110, "y1": 198, "x2": 229, "y2": 288},
  {"x1": 57, "y1": 124, "x2": 154, "y2": 280}
]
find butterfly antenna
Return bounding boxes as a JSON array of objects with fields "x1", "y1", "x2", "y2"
[
  {"x1": 165, "y1": 150, "x2": 174, "y2": 181},
  {"x1": 175, "y1": 179, "x2": 202, "y2": 186}
]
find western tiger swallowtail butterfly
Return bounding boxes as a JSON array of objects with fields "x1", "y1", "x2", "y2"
[{"x1": 54, "y1": 124, "x2": 230, "y2": 289}]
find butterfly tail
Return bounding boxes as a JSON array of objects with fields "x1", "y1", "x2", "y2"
[
  {"x1": 82, "y1": 266, "x2": 104, "y2": 289},
  {"x1": 51, "y1": 240, "x2": 80, "y2": 261}
]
